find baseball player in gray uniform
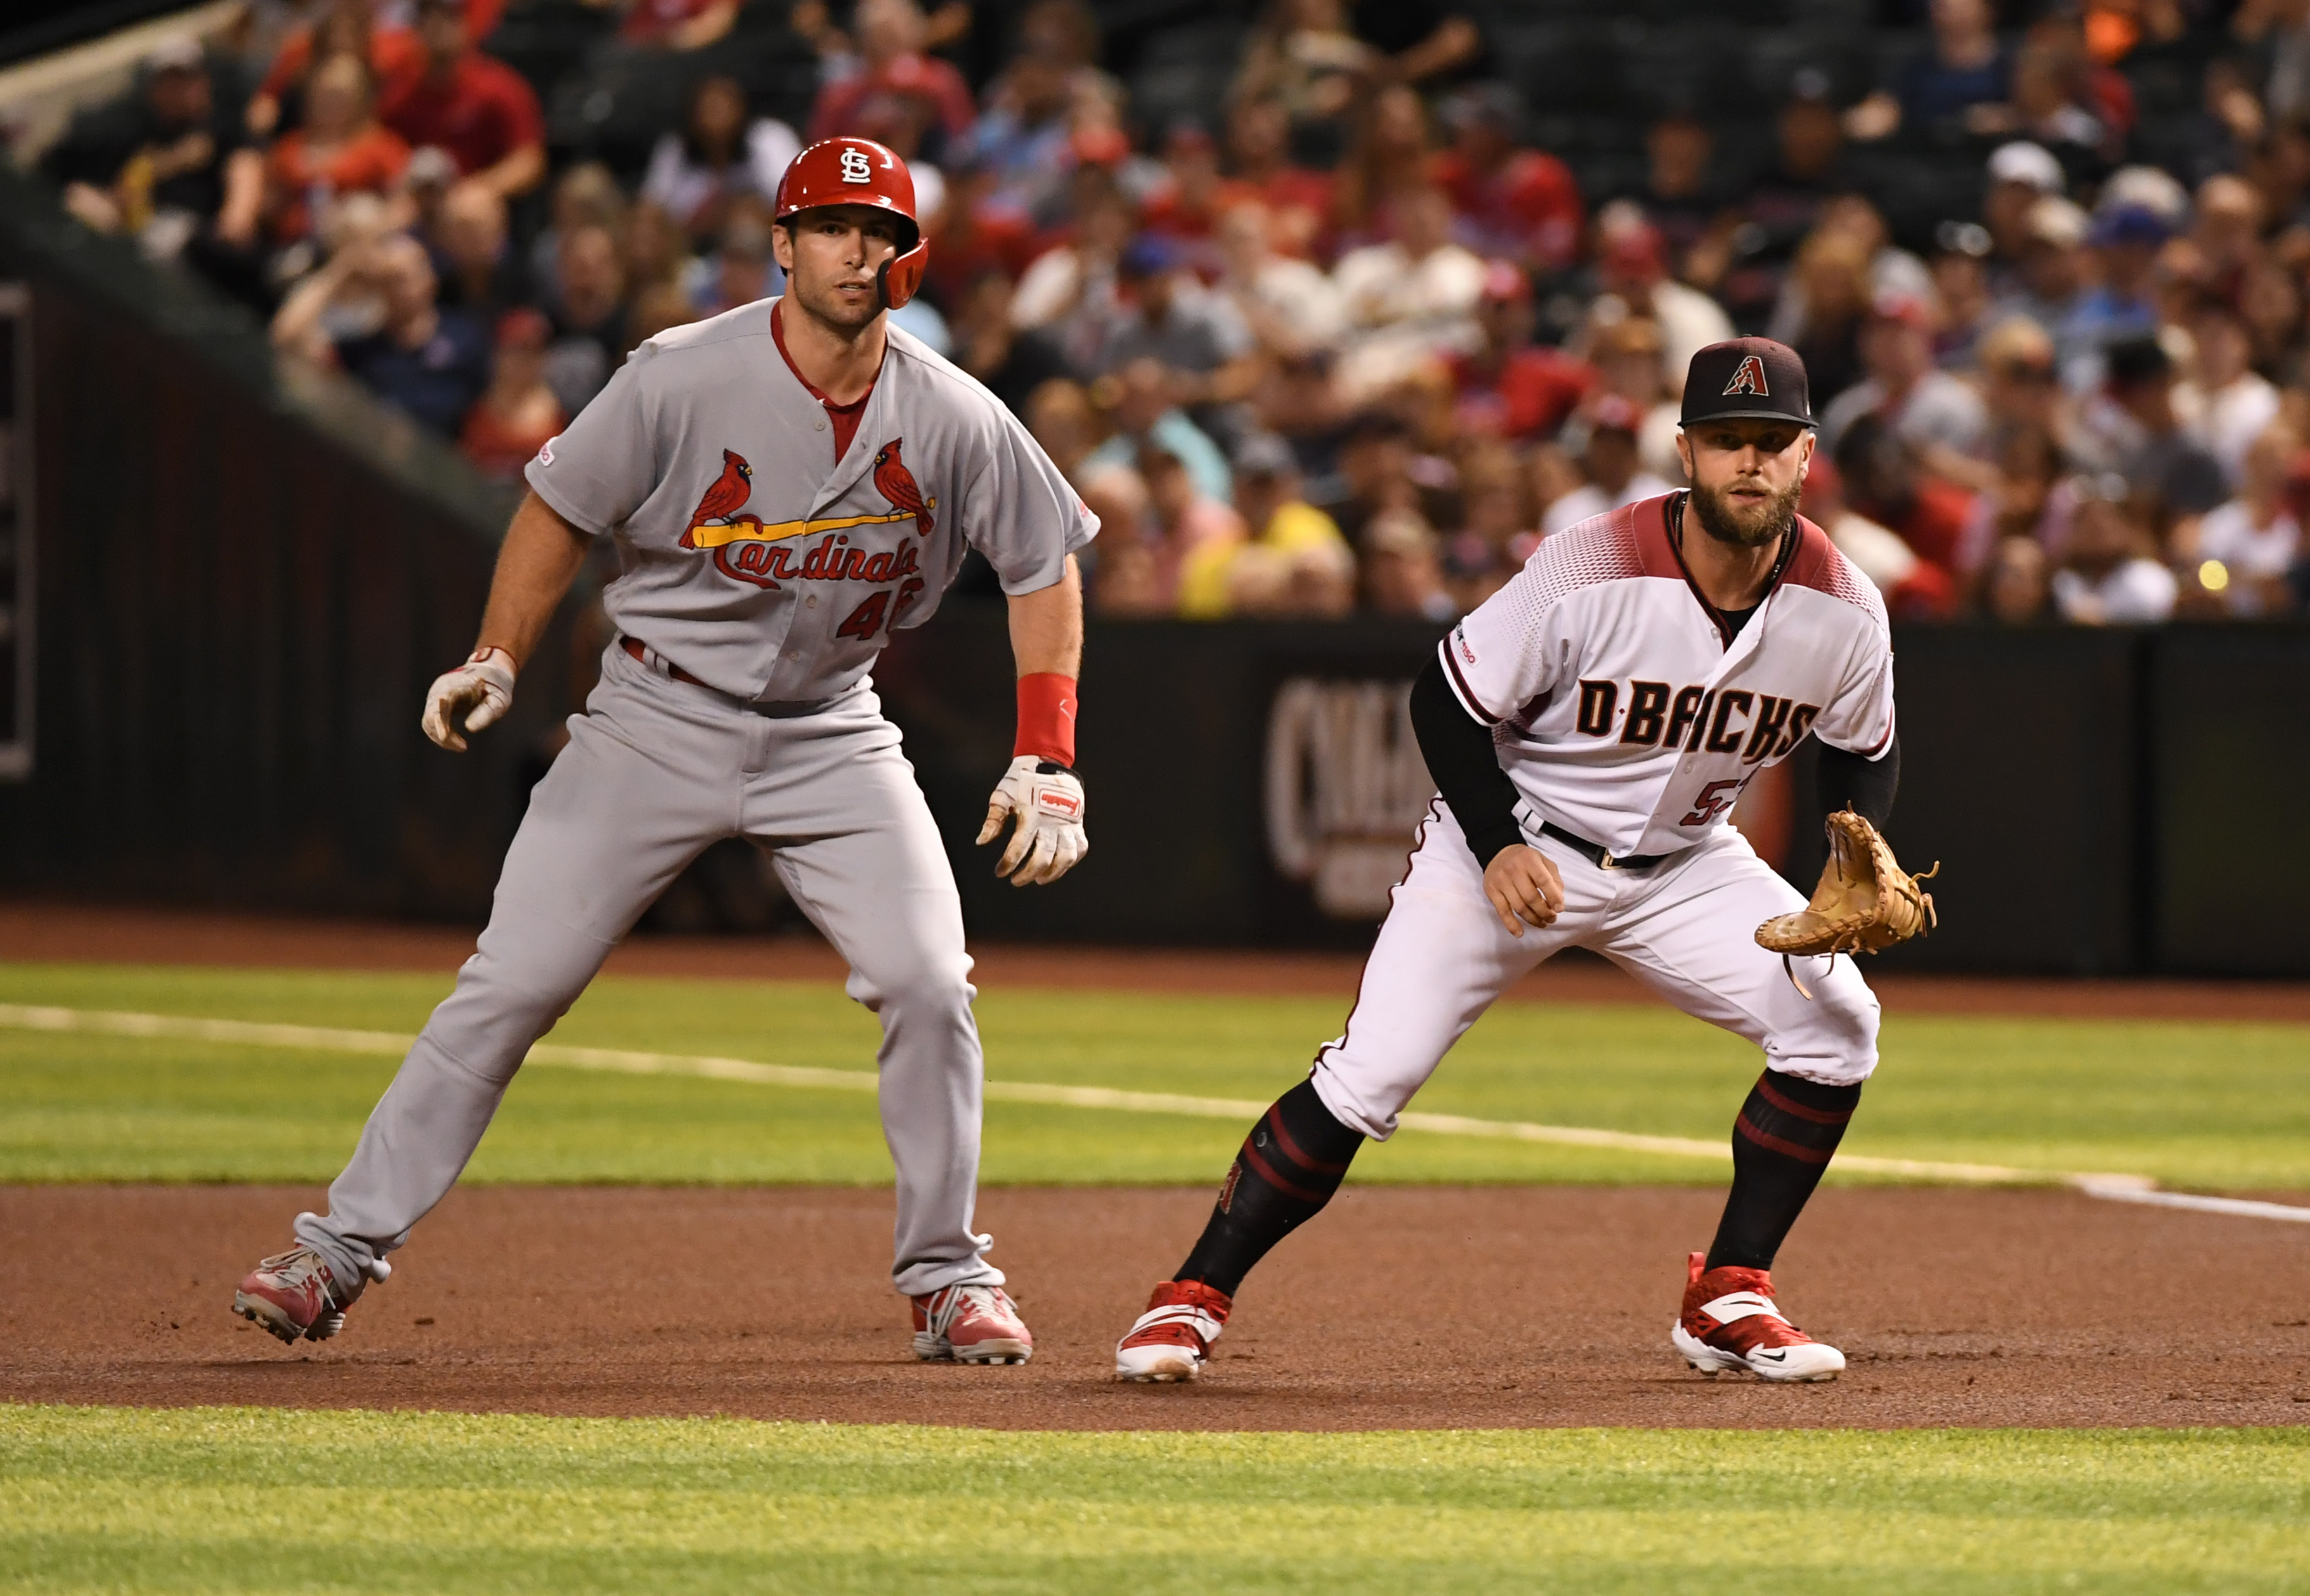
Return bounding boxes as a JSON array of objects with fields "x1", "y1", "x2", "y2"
[{"x1": 235, "y1": 136, "x2": 1095, "y2": 1365}]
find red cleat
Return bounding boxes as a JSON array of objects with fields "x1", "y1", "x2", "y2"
[
  {"x1": 1671, "y1": 1251, "x2": 1845, "y2": 1381},
  {"x1": 911, "y1": 1283, "x2": 1034, "y2": 1364},
  {"x1": 233, "y1": 1246, "x2": 372, "y2": 1345},
  {"x1": 1114, "y1": 1280, "x2": 1232, "y2": 1382}
]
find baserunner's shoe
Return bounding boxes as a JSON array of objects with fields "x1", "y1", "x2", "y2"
[
  {"x1": 1671, "y1": 1251, "x2": 1845, "y2": 1382},
  {"x1": 1114, "y1": 1280, "x2": 1232, "y2": 1382},
  {"x1": 233, "y1": 1246, "x2": 384, "y2": 1345},
  {"x1": 911, "y1": 1283, "x2": 1034, "y2": 1364}
]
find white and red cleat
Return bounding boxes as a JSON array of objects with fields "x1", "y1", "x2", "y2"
[
  {"x1": 1671, "y1": 1251, "x2": 1845, "y2": 1382},
  {"x1": 912, "y1": 1283, "x2": 1034, "y2": 1364},
  {"x1": 1114, "y1": 1280, "x2": 1232, "y2": 1382},
  {"x1": 233, "y1": 1246, "x2": 384, "y2": 1345}
]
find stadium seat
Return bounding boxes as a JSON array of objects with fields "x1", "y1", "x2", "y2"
[
  {"x1": 2124, "y1": 34, "x2": 2222, "y2": 120},
  {"x1": 1631, "y1": 0, "x2": 1791, "y2": 25},
  {"x1": 1621, "y1": 25, "x2": 1753, "y2": 120},
  {"x1": 1744, "y1": 28, "x2": 1874, "y2": 107},
  {"x1": 549, "y1": 30, "x2": 816, "y2": 178},
  {"x1": 484, "y1": 0, "x2": 613, "y2": 101},
  {"x1": 1126, "y1": 20, "x2": 1243, "y2": 136},
  {"x1": 1495, "y1": 21, "x2": 1629, "y2": 119},
  {"x1": 1848, "y1": 150, "x2": 1988, "y2": 252}
]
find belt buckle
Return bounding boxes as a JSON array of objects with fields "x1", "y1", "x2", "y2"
[{"x1": 1597, "y1": 847, "x2": 1620, "y2": 870}]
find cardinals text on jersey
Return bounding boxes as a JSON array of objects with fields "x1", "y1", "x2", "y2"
[{"x1": 675, "y1": 438, "x2": 938, "y2": 632}]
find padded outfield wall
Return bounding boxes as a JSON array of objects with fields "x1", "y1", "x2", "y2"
[{"x1": 875, "y1": 613, "x2": 2309, "y2": 976}]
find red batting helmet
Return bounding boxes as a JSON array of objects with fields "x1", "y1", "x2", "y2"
[{"x1": 773, "y1": 136, "x2": 929, "y2": 311}]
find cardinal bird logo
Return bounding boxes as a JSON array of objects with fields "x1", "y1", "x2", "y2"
[
  {"x1": 871, "y1": 439, "x2": 936, "y2": 538},
  {"x1": 691, "y1": 448, "x2": 754, "y2": 524},
  {"x1": 677, "y1": 439, "x2": 934, "y2": 580}
]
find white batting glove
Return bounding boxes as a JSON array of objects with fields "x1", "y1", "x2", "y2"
[
  {"x1": 421, "y1": 647, "x2": 517, "y2": 752},
  {"x1": 977, "y1": 755, "x2": 1088, "y2": 886}
]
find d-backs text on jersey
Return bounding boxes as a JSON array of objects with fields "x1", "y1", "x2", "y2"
[{"x1": 1573, "y1": 679, "x2": 1820, "y2": 762}]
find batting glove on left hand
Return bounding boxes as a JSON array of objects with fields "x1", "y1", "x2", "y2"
[
  {"x1": 977, "y1": 755, "x2": 1087, "y2": 886},
  {"x1": 421, "y1": 647, "x2": 516, "y2": 752}
]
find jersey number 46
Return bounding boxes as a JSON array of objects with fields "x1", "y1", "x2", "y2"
[{"x1": 835, "y1": 578, "x2": 926, "y2": 642}]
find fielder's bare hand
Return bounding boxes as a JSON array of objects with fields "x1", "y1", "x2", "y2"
[
  {"x1": 421, "y1": 647, "x2": 517, "y2": 752},
  {"x1": 977, "y1": 755, "x2": 1087, "y2": 886},
  {"x1": 1483, "y1": 843, "x2": 1563, "y2": 937}
]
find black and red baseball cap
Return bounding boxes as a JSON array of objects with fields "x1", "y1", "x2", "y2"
[{"x1": 1680, "y1": 337, "x2": 1815, "y2": 430}]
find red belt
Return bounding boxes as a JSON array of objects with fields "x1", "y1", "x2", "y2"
[{"x1": 620, "y1": 635, "x2": 707, "y2": 687}]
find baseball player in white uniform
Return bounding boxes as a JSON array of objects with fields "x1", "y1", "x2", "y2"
[
  {"x1": 1116, "y1": 338, "x2": 1901, "y2": 1384},
  {"x1": 235, "y1": 137, "x2": 1095, "y2": 1366}
]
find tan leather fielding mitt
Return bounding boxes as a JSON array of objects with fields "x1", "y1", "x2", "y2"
[{"x1": 1756, "y1": 808, "x2": 1939, "y2": 959}]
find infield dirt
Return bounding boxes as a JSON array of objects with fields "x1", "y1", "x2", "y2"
[{"x1": 7, "y1": 1183, "x2": 2308, "y2": 1431}]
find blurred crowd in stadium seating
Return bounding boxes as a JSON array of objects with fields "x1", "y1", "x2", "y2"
[{"x1": 33, "y1": 0, "x2": 2310, "y2": 623}]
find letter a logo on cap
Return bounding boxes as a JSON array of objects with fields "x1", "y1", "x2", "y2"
[
  {"x1": 1723, "y1": 354, "x2": 1769, "y2": 397},
  {"x1": 840, "y1": 147, "x2": 873, "y2": 183}
]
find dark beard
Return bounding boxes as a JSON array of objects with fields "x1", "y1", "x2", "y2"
[{"x1": 1689, "y1": 476, "x2": 1803, "y2": 550}]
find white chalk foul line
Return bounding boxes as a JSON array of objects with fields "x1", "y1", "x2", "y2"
[{"x1": 4, "y1": 1003, "x2": 2306, "y2": 1224}]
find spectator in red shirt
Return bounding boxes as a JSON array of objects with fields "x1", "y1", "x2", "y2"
[
  {"x1": 620, "y1": 0, "x2": 740, "y2": 50},
  {"x1": 1445, "y1": 260, "x2": 1592, "y2": 441},
  {"x1": 808, "y1": 0, "x2": 976, "y2": 159},
  {"x1": 1333, "y1": 83, "x2": 1433, "y2": 248},
  {"x1": 1430, "y1": 83, "x2": 1582, "y2": 273},
  {"x1": 1223, "y1": 97, "x2": 1334, "y2": 261},
  {"x1": 377, "y1": 0, "x2": 545, "y2": 200},
  {"x1": 249, "y1": 0, "x2": 424, "y2": 138},
  {"x1": 460, "y1": 308, "x2": 566, "y2": 478},
  {"x1": 923, "y1": 161, "x2": 1039, "y2": 308},
  {"x1": 1835, "y1": 410, "x2": 1981, "y2": 581},
  {"x1": 1800, "y1": 455, "x2": 1959, "y2": 619},
  {"x1": 1139, "y1": 123, "x2": 1251, "y2": 267},
  {"x1": 262, "y1": 53, "x2": 410, "y2": 245}
]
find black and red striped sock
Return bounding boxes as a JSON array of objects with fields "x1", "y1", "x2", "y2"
[
  {"x1": 1175, "y1": 1079, "x2": 1364, "y2": 1295},
  {"x1": 1704, "y1": 1069, "x2": 1863, "y2": 1273}
]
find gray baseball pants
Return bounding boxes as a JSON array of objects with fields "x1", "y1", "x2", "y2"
[{"x1": 296, "y1": 642, "x2": 1003, "y2": 1297}]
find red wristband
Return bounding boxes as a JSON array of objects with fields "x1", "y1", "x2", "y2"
[{"x1": 1014, "y1": 672, "x2": 1078, "y2": 766}]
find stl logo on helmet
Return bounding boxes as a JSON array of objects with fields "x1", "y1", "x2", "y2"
[
  {"x1": 839, "y1": 147, "x2": 873, "y2": 183},
  {"x1": 1723, "y1": 354, "x2": 1770, "y2": 397}
]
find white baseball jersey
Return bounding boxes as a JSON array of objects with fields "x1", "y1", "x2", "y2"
[
  {"x1": 525, "y1": 299, "x2": 1097, "y2": 703},
  {"x1": 1438, "y1": 493, "x2": 1895, "y2": 860}
]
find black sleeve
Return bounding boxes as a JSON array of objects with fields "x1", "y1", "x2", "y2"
[
  {"x1": 1409, "y1": 654, "x2": 1525, "y2": 867},
  {"x1": 1817, "y1": 732, "x2": 1900, "y2": 831}
]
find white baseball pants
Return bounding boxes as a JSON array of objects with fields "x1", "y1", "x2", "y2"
[
  {"x1": 1311, "y1": 801, "x2": 1881, "y2": 1141},
  {"x1": 297, "y1": 642, "x2": 1002, "y2": 1297}
]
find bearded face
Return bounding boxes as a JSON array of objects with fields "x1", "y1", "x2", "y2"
[
  {"x1": 1678, "y1": 419, "x2": 1813, "y2": 550},
  {"x1": 1689, "y1": 469, "x2": 1804, "y2": 548}
]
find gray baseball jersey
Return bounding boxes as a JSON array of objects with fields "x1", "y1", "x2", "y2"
[
  {"x1": 526, "y1": 299, "x2": 1097, "y2": 702},
  {"x1": 287, "y1": 298, "x2": 1095, "y2": 1316}
]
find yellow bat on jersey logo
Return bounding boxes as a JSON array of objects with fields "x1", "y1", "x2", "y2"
[{"x1": 681, "y1": 507, "x2": 922, "y2": 550}]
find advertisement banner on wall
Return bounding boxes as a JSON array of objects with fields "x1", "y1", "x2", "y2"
[
  {"x1": 1243, "y1": 633, "x2": 1442, "y2": 945},
  {"x1": 0, "y1": 283, "x2": 28, "y2": 782},
  {"x1": 1262, "y1": 673, "x2": 1430, "y2": 921}
]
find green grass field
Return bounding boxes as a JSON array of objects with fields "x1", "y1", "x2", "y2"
[
  {"x1": 1, "y1": 962, "x2": 2308, "y2": 1188},
  {"x1": 6, "y1": 959, "x2": 2310, "y2": 1592},
  {"x1": 7, "y1": 1406, "x2": 2310, "y2": 1594}
]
